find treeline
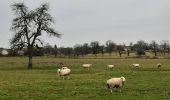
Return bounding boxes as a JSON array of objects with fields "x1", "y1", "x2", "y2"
[
  {"x1": 56, "y1": 40, "x2": 170, "y2": 58},
  {"x1": 5, "y1": 40, "x2": 170, "y2": 58}
]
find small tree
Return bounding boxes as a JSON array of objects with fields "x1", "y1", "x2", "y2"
[
  {"x1": 99, "y1": 45, "x2": 105, "y2": 57},
  {"x1": 160, "y1": 40, "x2": 169, "y2": 55},
  {"x1": 10, "y1": 3, "x2": 60, "y2": 68},
  {"x1": 126, "y1": 47, "x2": 130, "y2": 56},
  {"x1": 150, "y1": 40, "x2": 158, "y2": 56},
  {"x1": 116, "y1": 45, "x2": 124, "y2": 57},
  {"x1": 105, "y1": 40, "x2": 116, "y2": 56},
  {"x1": 126, "y1": 42, "x2": 133, "y2": 56},
  {"x1": 136, "y1": 49, "x2": 145, "y2": 56},
  {"x1": 82, "y1": 43, "x2": 90, "y2": 56},
  {"x1": 90, "y1": 41, "x2": 100, "y2": 56},
  {"x1": 133, "y1": 40, "x2": 148, "y2": 56}
]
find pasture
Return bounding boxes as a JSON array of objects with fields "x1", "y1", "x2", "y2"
[{"x1": 0, "y1": 57, "x2": 169, "y2": 100}]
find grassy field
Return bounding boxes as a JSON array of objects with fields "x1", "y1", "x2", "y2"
[{"x1": 0, "y1": 57, "x2": 170, "y2": 100}]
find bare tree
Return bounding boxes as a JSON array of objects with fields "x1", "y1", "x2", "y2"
[
  {"x1": 100, "y1": 45, "x2": 105, "y2": 57},
  {"x1": 160, "y1": 40, "x2": 169, "y2": 55},
  {"x1": 116, "y1": 45, "x2": 124, "y2": 57},
  {"x1": 133, "y1": 40, "x2": 148, "y2": 56},
  {"x1": 150, "y1": 40, "x2": 158, "y2": 56},
  {"x1": 105, "y1": 40, "x2": 116, "y2": 56},
  {"x1": 90, "y1": 41, "x2": 100, "y2": 56},
  {"x1": 10, "y1": 3, "x2": 60, "y2": 68},
  {"x1": 82, "y1": 43, "x2": 90, "y2": 56}
]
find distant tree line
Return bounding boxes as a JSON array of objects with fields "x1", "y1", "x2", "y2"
[{"x1": 6, "y1": 40, "x2": 170, "y2": 58}]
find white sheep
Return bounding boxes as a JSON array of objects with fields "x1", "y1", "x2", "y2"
[
  {"x1": 82, "y1": 64, "x2": 92, "y2": 70},
  {"x1": 106, "y1": 77, "x2": 126, "y2": 93},
  {"x1": 58, "y1": 68, "x2": 71, "y2": 80},
  {"x1": 157, "y1": 63, "x2": 161, "y2": 68},
  {"x1": 132, "y1": 64, "x2": 140, "y2": 67},
  {"x1": 107, "y1": 65, "x2": 114, "y2": 69}
]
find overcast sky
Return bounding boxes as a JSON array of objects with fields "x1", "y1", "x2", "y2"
[{"x1": 0, "y1": 0, "x2": 170, "y2": 48}]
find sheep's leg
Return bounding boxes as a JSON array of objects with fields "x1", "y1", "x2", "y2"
[
  {"x1": 107, "y1": 84, "x2": 112, "y2": 93},
  {"x1": 67, "y1": 75, "x2": 70, "y2": 79},
  {"x1": 62, "y1": 76, "x2": 64, "y2": 80},
  {"x1": 110, "y1": 89, "x2": 113, "y2": 93},
  {"x1": 108, "y1": 87, "x2": 113, "y2": 93}
]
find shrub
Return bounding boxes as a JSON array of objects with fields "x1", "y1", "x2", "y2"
[{"x1": 136, "y1": 49, "x2": 145, "y2": 56}]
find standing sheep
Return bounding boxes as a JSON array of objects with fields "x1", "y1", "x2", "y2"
[
  {"x1": 157, "y1": 63, "x2": 161, "y2": 68},
  {"x1": 107, "y1": 65, "x2": 114, "y2": 69},
  {"x1": 82, "y1": 64, "x2": 92, "y2": 70},
  {"x1": 132, "y1": 64, "x2": 140, "y2": 67},
  {"x1": 106, "y1": 77, "x2": 126, "y2": 93},
  {"x1": 58, "y1": 68, "x2": 71, "y2": 80}
]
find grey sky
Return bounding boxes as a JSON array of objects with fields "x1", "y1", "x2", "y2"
[{"x1": 0, "y1": 0, "x2": 170, "y2": 48}]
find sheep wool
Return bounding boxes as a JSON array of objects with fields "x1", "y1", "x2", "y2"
[
  {"x1": 132, "y1": 64, "x2": 140, "y2": 67},
  {"x1": 106, "y1": 77, "x2": 126, "y2": 92},
  {"x1": 107, "y1": 65, "x2": 114, "y2": 69},
  {"x1": 58, "y1": 68, "x2": 71, "y2": 80},
  {"x1": 82, "y1": 64, "x2": 92, "y2": 69}
]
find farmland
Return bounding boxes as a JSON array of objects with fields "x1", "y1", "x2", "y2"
[{"x1": 0, "y1": 57, "x2": 169, "y2": 100}]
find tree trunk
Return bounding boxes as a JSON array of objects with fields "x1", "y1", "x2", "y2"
[
  {"x1": 154, "y1": 51, "x2": 157, "y2": 56},
  {"x1": 28, "y1": 54, "x2": 32, "y2": 69},
  {"x1": 119, "y1": 51, "x2": 122, "y2": 58},
  {"x1": 127, "y1": 51, "x2": 130, "y2": 56},
  {"x1": 28, "y1": 47, "x2": 33, "y2": 69}
]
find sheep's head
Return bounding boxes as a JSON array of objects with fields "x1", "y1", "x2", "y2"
[{"x1": 121, "y1": 77, "x2": 126, "y2": 85}]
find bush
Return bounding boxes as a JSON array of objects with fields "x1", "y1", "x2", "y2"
[{"x1": 136, "y1": 49, "x2": 145, "y2": 56}]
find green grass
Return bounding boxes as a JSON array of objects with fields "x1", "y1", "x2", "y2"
[{"x1": 0, "y1": 57, "x2": 169, "y2": 100}]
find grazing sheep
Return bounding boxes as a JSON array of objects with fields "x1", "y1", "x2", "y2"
[
  {"x1": 82, "y1": 64, "x2": 92, "y2": 70},
  {"x1": 132, "y1": 64, "x2": 140, "y2": 67},
  {"x1": 107, "y1": 65, "x2": 114, "y2": 69},
  {"x1": 157, "y1": 63, "x2": 161, "y2": 68},
  {"x1": 58, "y1": 68, "x2": 71, "y2": 80},
  {"x1": 106, "y1": 77, "x2": 126, "y2": 93}
]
